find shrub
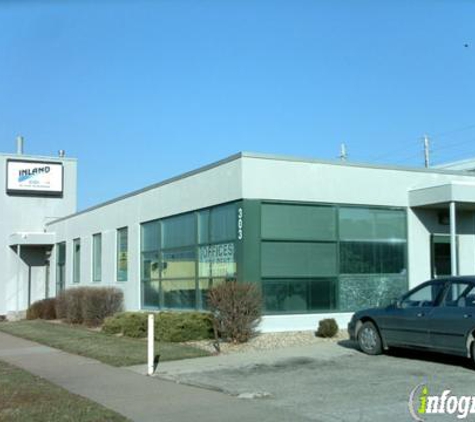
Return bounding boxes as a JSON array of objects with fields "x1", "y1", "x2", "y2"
[
  {"x1": 26, "y1": 301, "x2": 42, "y2": 320},
  {"x1": 26, "y1": 298, "x2": 57, "y2": 320},
  {"x1": 207, "y1": 281, "x2": 262, "y2": 343},
  {"x1": 103, "y1": 312, "x2": 147, "y2": 337},
  {"x1": 42, "y1": 298, "x2": 57, "y2": 320},
  {"x1": 155, "y1": 312, "x2": 214, "y2": 342},
  {"x1": 315, "y1": 318, "x2": 339, "y2": 338},
  {"x1": 82, "y1": 288, "x2": 124, "y2": 327},
  {"x1": 55, "y1": 287, "x2": 124, "y2": 326},
  {"x1": 55, "y1": 291, "x2": 68, "y2": 320},
  {"x1": 102, "y1": 311, "x2": 214, "y2": 342},
  {"x1": 65, "y1": 287, "x2": 88, "y2": 324}
]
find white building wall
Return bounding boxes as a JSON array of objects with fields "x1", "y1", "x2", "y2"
[
  {"x1": 45, "y1": 153, "x2": 475, "y2": 331},
  {"x1": 0, "y1": 153, "x2": 77, "y2": 316},
  {"x1": 48, "y1": 158, "x2": 243, "y2": 310}
]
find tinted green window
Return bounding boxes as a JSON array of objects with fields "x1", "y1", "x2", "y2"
[
  {"x1": 340, "y1": 241, "x2": 406, "y2": 274},
  {"x1": 161, "y1": 248, "x2": 196, "y2": 279},
  {"x1": 261, "y1": 242, "x2": 337, "y2": 278},
  {"x1": 339, "y1": 207, "x2": 406, "y2": 241},
  {"x1": 92, "y1": 233, "x2": 102, "y2": 282},
  {"x1": 198, "y1": 278, "x2": 226, "y2": 310},
  {"x1": 141, "y1": 221, "x2": 160, "y2": 308},
  {"x1": 117, "y1": 227, "x2": 128, "y2": 282},
  {"x1": 198, "y1": 209, "x2": 210, "y2": 244},
  {"x1": 262, "y1": 204, "x2": 336, "y2": 241},
  {"x1": 198, "y1": 243, "x2": 236, "y2": 278},
  {"x1": 143, "y1": 280, "x2": 159, "y2": 308},
  {"x1": 57, "y1": 242, "x2": 66, "y2": 264},
  {"x1": 210, "y1": 203, "x2": 236, "y2": 242},
  {"x1": 142, "y1": 221, "x2": 160, "y2": 252},
  {"x1": 162, "y1": 279, "x2": 196, "y2": 309},
  {"x1": 262, "y1": 279, "x2": 336, "y2": 313},
  {"x1": 142, "y1": 252, "x2": 159, "y2": 280},
  {"x1": 73, "y1": 238, "x2": 81, "y2": 283},
  {"x1": 56, "y1": 242, "x2": 66, "y2": 294},
  {"x1": 162, "y1": 213, "x2": 195, "y2": 248},
  {"x1": 339, "y1": 274, "x2": 407, "y2": 311}
]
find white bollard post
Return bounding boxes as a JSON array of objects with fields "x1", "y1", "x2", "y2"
[{"x1": 147, "y1": 314, "x2": 154, "y2": 376}]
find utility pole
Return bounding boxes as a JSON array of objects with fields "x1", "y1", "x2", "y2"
[
  {"x1": 339, "y1": 143, "x2": 348, "y2": 162},
  {"x1": 423, "y1": 134, "x2": 431, "y2": 168}
]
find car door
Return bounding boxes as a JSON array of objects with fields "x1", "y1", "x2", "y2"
[
  {"x1": 379, "y1": 281, "x2": 446, "y2": 348},
  {"x1": 429, "y1": 281, "x2": 475, "y2": 355}
]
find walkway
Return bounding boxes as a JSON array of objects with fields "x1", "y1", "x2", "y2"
[{"x1": 0, "y1": 331, "x2": 311, "y2": 422}]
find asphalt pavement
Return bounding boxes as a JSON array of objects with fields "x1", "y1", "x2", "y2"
[
  {"x1": 150, "y1": 340, "x2": 475, "y2": 422},
  {"x1": 2, "y1": 330, "x2": 475, "y2": 422}
]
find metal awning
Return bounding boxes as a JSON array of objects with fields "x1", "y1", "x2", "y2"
[
  {"x1": 408, "y1": 181, "x2": 475, "y2": 278},
  {"x1": 8, "y1": 232, "x2": 55, "y2": 247},
  {"x1": 408, "y1": 181, "x2": 475, "y2": 209}
]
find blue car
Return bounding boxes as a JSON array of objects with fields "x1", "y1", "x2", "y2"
[{"x1": 348, "y1": 276, "x2": 475, "y2": 364}]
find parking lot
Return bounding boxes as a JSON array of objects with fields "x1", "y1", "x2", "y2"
[{"x1": 156, "y1": 341, "x2": 475, "y2": 422}]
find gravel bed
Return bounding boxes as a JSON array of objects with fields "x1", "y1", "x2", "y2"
[{"x1": 184, "y1": 330, "x2": 349, "y2": 355}]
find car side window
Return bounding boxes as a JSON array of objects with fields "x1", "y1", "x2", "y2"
[
  {"x1": 442, "y1": 283, "x2": 475, "y2": 307},
  {"x1": 401, "y1": 283, "x2": 444, "y2": 308}
]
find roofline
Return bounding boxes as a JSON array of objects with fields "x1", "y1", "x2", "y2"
[
  {"x1": 46, "y1": 152, "x2": 243, "y2": 226},
  {"x1": 433, "y1": 156, "x2": 475, "y2": 170},
  {"x1": 46, "y1": 151, "x2": 475, "y2": 226},
  {"x1": 240, "y1": 151, "x2": 475, "y2": 176},
  {"x1": 0, "y1": 152, "x2": 77, "y2": 162}
]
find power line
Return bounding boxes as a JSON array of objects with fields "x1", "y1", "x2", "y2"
[
  {"x1": 431, "y1": 147, "x2": 475, "y2": 165},
  {"x1": 351, "y1": 123, "x2": 475, "y2": 165},
  {"x1": 431, "y1": 123, "x2": 475, "y2": 140},
  {"x1": 431, "y1": 136, "x2": 475, "y2": 153}
]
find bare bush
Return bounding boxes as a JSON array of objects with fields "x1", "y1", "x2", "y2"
[
  {"x1": 26, "y1": 298, "x2": 57, "y2": 320},
  {"x1": 207, "y1": 282, "x2": 262, "y2": 343},
  {"x1": 82, "y1": 288, "x2": 123, "y2": 327},
  {"x1": 55, "y1": 287, "x2": 123, "y2": 326}
]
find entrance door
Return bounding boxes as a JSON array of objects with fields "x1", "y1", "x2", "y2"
[{"x1": 431, "y1": 235, "x2": 457, "y2": 278}]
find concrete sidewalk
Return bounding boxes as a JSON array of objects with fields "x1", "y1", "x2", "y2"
[{"x1": 0, "y1": 331, "x2": 312, "y2": 422}]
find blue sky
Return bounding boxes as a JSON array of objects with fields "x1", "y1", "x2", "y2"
[{"x1": 1, "y1": 0, "x2": 475, "y2": 210}]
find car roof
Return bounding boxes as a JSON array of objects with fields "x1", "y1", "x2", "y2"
[{"x1": 434, "y1": 276, "x2": 475, "y2": 283}]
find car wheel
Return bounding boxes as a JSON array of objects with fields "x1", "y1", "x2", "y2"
[
  {"x1": 472, "y1": 342, "x2": 475, "y2": 367},
  {"x1": 357, "y1": 321, "x2": 383, "y2": 355}
]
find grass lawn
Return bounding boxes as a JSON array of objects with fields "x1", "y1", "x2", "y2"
[
  {"x1": 0, "y1": 359, "x2": 128, "y2": 422},
  {"x1": 0, "y1": 320, "x2": 210, "y2": 367}
]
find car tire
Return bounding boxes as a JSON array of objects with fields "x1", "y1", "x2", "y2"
[{"x1": 357, "y1": 321, "x2": 383, "y2": 355}]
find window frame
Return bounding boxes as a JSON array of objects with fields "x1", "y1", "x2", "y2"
[
  {"x1": 92, "y1": 233, "x2": 102, "y2": 282},
  {"x1": 116, "y1": 226, "x2": 129, "y2": 282},
  {"x1": 72, "y1": 238, "x2": 81, "y2": 284}
]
